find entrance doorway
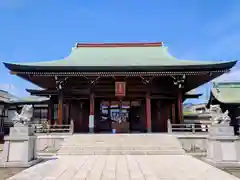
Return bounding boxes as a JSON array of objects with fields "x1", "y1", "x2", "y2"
[
  {"x1": 98, "y1": 100, "x2": 143, "y2": 133},
  {"x1": 69, "y1": 100, "x2": 89, "y2": 133}
]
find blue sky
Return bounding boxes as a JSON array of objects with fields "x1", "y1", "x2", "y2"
[{"x1": 0, "y1": 0, "x2": 240, "y2": 103}]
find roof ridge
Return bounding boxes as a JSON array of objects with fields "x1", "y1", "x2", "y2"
[
  {"x1": 213, "y1": 82, "x2": 240, "y2": 88},
  {"x1": 76, "y1": 42, "x2": 163, "y2": 48},
  {"x1": 215, "y1": 82, "x2": 240, "y2": 85}
]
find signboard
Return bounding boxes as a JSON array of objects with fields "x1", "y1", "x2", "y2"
[{"x1": 115, "y1": 82, "x2": 126, "y2": 97}]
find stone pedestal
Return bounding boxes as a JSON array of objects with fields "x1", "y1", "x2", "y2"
[
  {"x1": 205, "y1": 125, "x2": 240, "y2": 168},
  {"x1": 0, "y1": 125, "x2": 42, "y2": 167},
  {"x1": 208, "y1": 124, "x2": 234, "y2": 137}
]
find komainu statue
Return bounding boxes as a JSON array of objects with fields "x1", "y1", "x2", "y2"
[
  {"x1": 12, "y1": 105, "x2": 33, "y2": 126},
  {"x1": 209, "y1": 105, "x2": 230, "y2": 125}
]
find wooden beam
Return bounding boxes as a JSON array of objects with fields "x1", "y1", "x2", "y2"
[
  {"x1": 150, "y1": 95, "x2": 175, "y2": 99},
  {"x1": 68, "y1": 87, "x2": 174, "y2": 93},
  {"x1": 10, "y1": 71, "x2": 17, "y2": 75}
]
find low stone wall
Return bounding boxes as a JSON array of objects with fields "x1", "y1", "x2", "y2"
[
  {"x1": 35, "y1": 133, "x2": 209, "y2": 156},
  {"x1": 36, "y1": 134, "x2": 71, "y2": 153}
]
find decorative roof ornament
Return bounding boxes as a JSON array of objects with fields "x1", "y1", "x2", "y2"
[
  {"x1": 55, "y1": 76, "x2": 68, "y2": 90},
  {"x1": 173, "y1": 75, "x2": 186, "y2": 89},
  {"x1": 72, "y1": 43, "x2": 78, "y2": 50}
]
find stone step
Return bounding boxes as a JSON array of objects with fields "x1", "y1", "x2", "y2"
[
  {"x1": 57, "y1": 150, "x2": 184, "y2": 155},
  {"x1": 57, "y1": 133, "x2": 185, "y2": 155},
  {"x1": 59, "y1": 146, "x2": 182, "y2": 149}
]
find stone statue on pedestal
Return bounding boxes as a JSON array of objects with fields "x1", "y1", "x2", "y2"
[
  {"x1": 209, "y1": 105, "x2": 230, "y2": 125},
  {"x1": 0, "y1": 105, "x2": 41, "y2": 167},
  {"x1": 12, "y1": 105, "x2": 33, "y2": 126},
  {"x1": 205, "y1": 105, "x2": 240, "y2": 167}
]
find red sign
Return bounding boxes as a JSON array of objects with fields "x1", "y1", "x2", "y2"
[{"x1": 115, "y1": 82, "x2": 126, "y2": 97}]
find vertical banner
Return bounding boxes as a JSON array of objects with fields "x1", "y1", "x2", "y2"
[
  {"x1": 89, "y1": 93, "x2": 95, "y2": 131},
  {"x1": 89, "y1": 115, "x2": 94, "y2": 128},
  {"x1": 115, "y1": 82, "x2": 126, "y2": 97}
]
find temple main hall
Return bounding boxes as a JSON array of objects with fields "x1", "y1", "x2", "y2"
[{"x1": 3, "y1": 42, "x2": 237, "y2": 133}]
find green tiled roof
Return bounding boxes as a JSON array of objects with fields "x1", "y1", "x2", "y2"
[
  {"x1": 9, "y1": 96, "x2": 49, "y2": 104},
  {"x1": 3, "y1": 45, "x2": 237, "y2": 71},
  {"x1": 211, "y1": 82, "x2": 240, "y2": 104},
  {"x1": 186, "y1": 89, "x2": 198, "y2": 95},
  {"x1": 184, "y1": 89, "x2": 202, "y2": 99},
  {"x1": 21, "y1": 46, "x2": 225, "y2": 66}
]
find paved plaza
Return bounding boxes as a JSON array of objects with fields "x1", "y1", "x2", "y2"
[{"x1": 7, "y1": 155, "x2": 240, "y2": 180}]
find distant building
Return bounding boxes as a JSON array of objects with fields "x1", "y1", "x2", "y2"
[
  {"x1": 208, "y1": 82, "x2": 240, "y2": 125},
  {"x1": 208, "y1": 82, "x2": 240, "y2": 109}
]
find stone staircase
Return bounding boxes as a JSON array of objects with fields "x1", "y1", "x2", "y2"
[{"x1": 57, "y1": 133, "x2": 185, "y2": 155}]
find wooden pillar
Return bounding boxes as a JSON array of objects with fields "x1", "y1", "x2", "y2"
[
  {"x1": 57, "y1": 91, "x2": 63, "y2": 125},
  {"x1": 171, "y1": 103, "x2": 176, "y2": 124},
  {"x1": 177, "y1": 91, "x2": 183, "y2": 124},
  {"x1": 146, "y1": 92, "x2": 152, "y2": 132},
  {"x1": 89, "y1": 93, "x2": 95, "y2": 133},
  {"x1": 48, "y1": 100, "x2": 53, "y2": 125},
  {"x1": 65, "y1": 103, "x2": 69, "y2": 124},
  {"x1": 157, "y1": 101, "x2": 161, "y2": 132}
]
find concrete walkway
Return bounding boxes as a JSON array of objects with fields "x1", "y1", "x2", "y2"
[{"x1": 7, "y1": 155, "x2": 240, "y2": 180}]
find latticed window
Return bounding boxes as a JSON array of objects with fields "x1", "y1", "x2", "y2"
[{"x1": 33, "y1": 108, "x2": 48, "y2": 124}]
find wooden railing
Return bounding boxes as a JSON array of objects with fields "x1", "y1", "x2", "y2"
[
  {"x1": 33, "y1": 120, "x2": 74, "y2": 134},
  {"x1": 167, "y1": 119, "x2": 211, "y2": 134}
]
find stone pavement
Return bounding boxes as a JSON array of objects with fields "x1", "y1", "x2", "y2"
[{"x1": 7, "y1": 155, "x2": 240, "y2": 180}]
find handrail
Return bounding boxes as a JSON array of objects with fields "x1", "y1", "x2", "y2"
[
  {"x1": 172, "y1": 124, "x2": 210, "y2": 133},
  {"x1": 168, "y1": 120, "x2": 212, "y2": 134},
  {"x1": 33, "y1": 120, "x2": 74, "y2": 134}
]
